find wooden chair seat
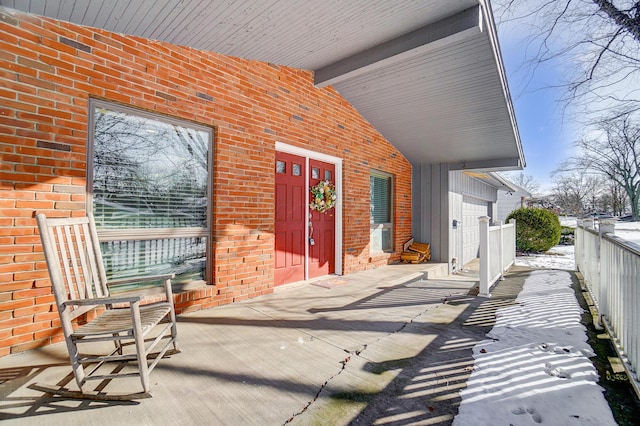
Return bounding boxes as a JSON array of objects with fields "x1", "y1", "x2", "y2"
[{"x1": 72, "y1": 302, "x2": 172, "y2": 337}]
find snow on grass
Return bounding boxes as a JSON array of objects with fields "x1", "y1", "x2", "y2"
[
  {"x1": 614, "y1": 221, "x2": 640, "y2": 245},
  {"x1": 560, "y1": 216, "x2": 640, "y2": 244},
  {"x1": 453, "y1": 258, "x2": 616, "y2": 425},
  {"x1": 516, "y1": 245, "x2": 575, "y2": 271}
]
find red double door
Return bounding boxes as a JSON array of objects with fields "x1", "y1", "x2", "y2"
[{"x1": 275, "y1": 152, "x2": 335, "y2": 286}]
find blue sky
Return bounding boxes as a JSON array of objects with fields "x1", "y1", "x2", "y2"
[{"x1": 497, "y1": 21, "x2": 577, "y2": 193}]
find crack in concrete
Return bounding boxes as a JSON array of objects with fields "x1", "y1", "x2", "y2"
[
  {"x1": 351, "y1": 293, "x2": 454, "y2": 354},
  {"x1": 283, "y1": 354, "x2": 352, "y2": 425},
  {"x1": 279, "y1": 284, "x2": 467, "y2": 425},
  {"x1": 281, "y1": 297, "x2": 453, "y2": 424}
]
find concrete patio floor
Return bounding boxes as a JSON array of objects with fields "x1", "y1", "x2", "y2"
[{"x1": 0, "y1": 263, "x2": 528, "y2": 425}]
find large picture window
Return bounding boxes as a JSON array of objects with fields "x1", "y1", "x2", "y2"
[
  {"x1": 88, "y1": 100, "x2": 212, "y2": 287},
  {"x1": 370, "y1": 170, "x2": 393, "y2": 252}
]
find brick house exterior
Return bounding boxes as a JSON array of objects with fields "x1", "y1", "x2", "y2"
[{"x1": 0, "y1": 9, "x2": 412, "y2": 356}]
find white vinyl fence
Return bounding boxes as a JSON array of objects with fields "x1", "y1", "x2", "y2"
[
  {"x1": 479, "y1": 217, "x2": 516, "y2": 296},
  {"x1": 576, "y1": 219, "x2": 640, "y2": 395}
]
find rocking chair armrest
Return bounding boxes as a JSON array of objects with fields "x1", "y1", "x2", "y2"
[
  {"x1": 108, "y1": 273, "x2": 175, "y2": 302},
  {"x1": 63, "y1": 295, "x2": 141, "y2": 307},
  {"x1": 107, "y1": 273, "x2": 175, "y2": 286}
]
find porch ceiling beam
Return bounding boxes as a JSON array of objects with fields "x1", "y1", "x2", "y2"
[
  {"x1": 448, "y1": 157, "x2": 523, "y2": 171},
  {"x1": 313, "y1": 6, "x2": 481, "y2": 88}
]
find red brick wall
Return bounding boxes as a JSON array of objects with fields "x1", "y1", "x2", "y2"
[{"x1": 0, "y1": 8, "x2": 412, "y2": 356}]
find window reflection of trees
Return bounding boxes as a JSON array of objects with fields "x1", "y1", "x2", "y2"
[
  {"x1": 93, "y1": 108, "x2": 208, "y2": 229},
  {"x1": 91, "y1": 106, "x2": 211, "y2": 284}
]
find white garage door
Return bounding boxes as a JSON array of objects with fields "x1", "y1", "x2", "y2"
[{"x1": 462, "y1": 196, "x2": 489, "y2": 265}]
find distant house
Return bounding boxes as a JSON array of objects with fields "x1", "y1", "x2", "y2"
[
  {"x1": 0, "y1": 1, "x2": 524, "y2": 356},
  {"x1": 497, "y1": 183, "x2": 532, "y2": 221}
]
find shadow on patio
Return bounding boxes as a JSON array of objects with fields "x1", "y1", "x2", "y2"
[{"x1": 0, "y1": 265, "x2": 529, "y2": 425}]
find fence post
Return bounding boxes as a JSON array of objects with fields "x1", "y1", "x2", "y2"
[
  {"x1": 598, "y1": 219, "x2": 616, "y2": 319},
  {"x1": 509, "y1": 218, "x2": 516, "y2": 268},
  {"x1": 479, "y1": 216, "x2": 491, "y2": 297},
  {"x1": 575, "y1": 219, "x2": 582, "y2": 272},
  {"x1": 599, "y1": 218, "x2": 616, "y2": 236},
  {"x1": 495, "y1": 220, "x2": 504, "y2": 278}
]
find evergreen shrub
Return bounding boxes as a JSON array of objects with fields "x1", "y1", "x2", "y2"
[{"x1": 507, "y1": 207, "x2": 561, "y2": 253}]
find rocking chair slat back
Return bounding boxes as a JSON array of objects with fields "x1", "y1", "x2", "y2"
[{"x1": 38, "y1": 215, "x2": 109, "y2": 318}]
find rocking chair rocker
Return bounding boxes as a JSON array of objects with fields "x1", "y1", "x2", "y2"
[{"x1": 34, "y1": 213, "x2": 179, "y2": 399}]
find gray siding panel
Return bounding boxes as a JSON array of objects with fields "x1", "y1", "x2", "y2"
[
  {"x1": 450, "y1": 171, "x2": 497, "y2": 202},
  {"x1": 412, "y1": 163, "x2": 450, "y2": 264}
]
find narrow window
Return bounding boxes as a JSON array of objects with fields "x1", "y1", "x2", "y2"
[
  {"x1": 88, "y1": 99, "x2": 213, "y2": 288},
  {"x1": 370, "y1": 170, "x2": 393, "y2": 252}
]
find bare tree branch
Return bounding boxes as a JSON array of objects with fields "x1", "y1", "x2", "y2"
[
  {"x1": 593, "y1": 0, "x2": 640, "y2": 41},
  {"x1": 495, "y1": 0, "x2": 640, "y2": 118},
  {"x1": 558, "y1": 113, "x2": 640, "y2": 218}
]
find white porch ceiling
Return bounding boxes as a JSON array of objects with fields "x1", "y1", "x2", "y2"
[{"x1": 0, "y1": 0, "x2": 524, "y2": 170}]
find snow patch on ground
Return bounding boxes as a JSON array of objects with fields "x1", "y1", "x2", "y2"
[
  {"x1": 516, "y1": 245, "x2": 575, "y2": 271},
  {"x1": 454, "y1": 218, "x2": 640, "y2": 424},
  {"x1": 516, "y1": 218, "x2": 640, "y2": 271},
  {"x1": 453, "y1": 268, "x2": 616, "y2": 426}
]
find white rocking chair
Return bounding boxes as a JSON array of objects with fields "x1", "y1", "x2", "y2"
[{"x1": 34, "y1": 213, "x2": 179, "y2": 399}]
